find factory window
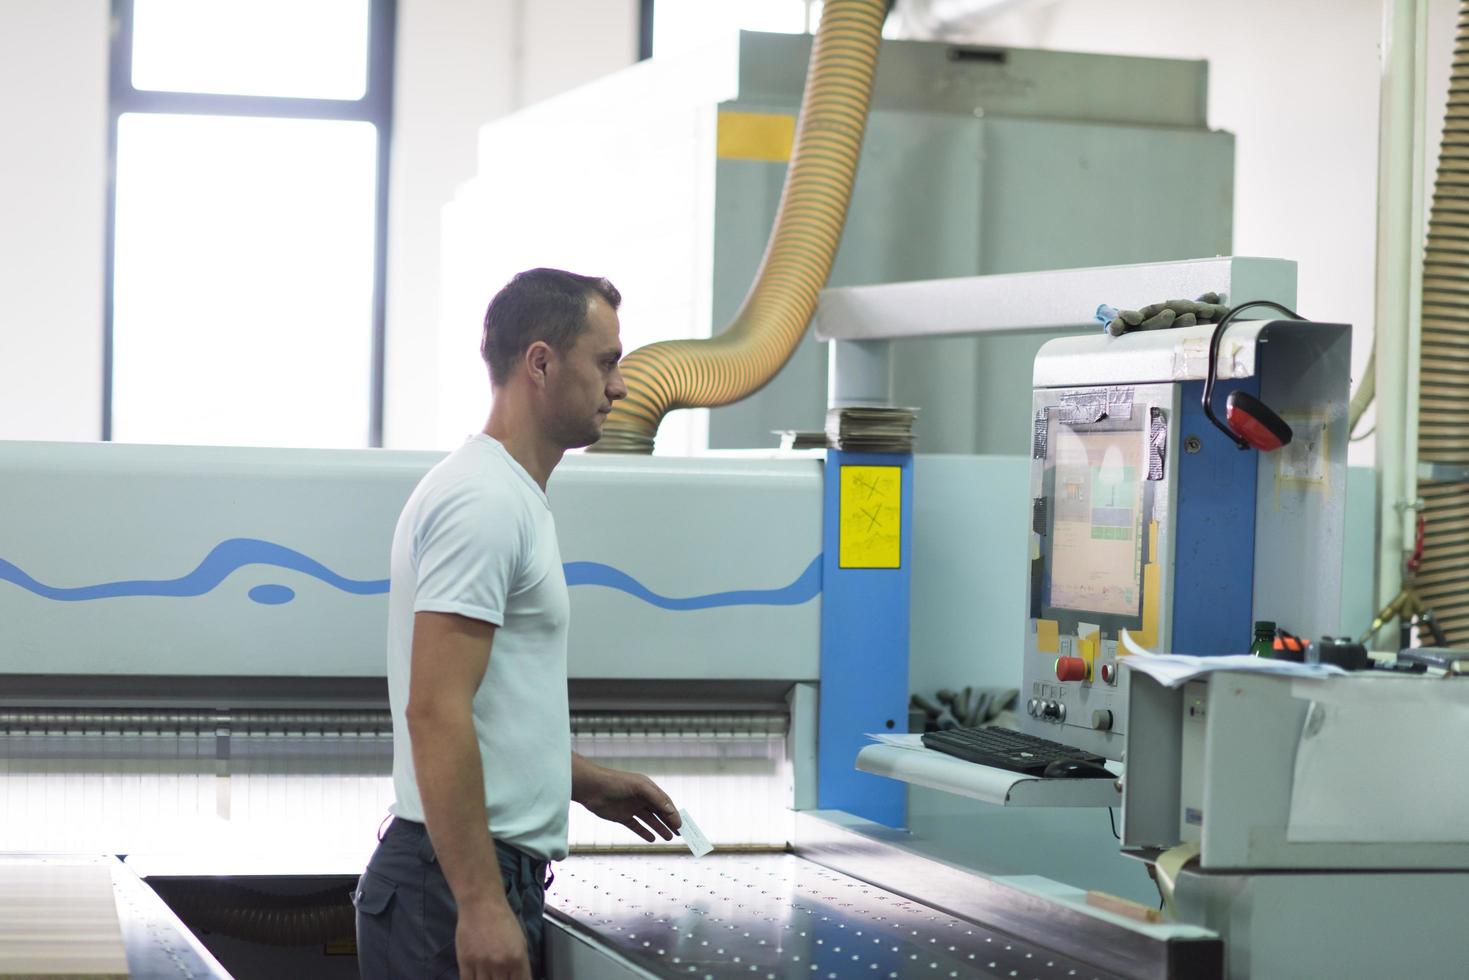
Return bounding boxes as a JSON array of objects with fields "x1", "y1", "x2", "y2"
[{"x1": 105, "y1": 0, "x2": 395, "y2": 448}]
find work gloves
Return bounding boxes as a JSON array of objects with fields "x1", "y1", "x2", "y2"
[{"x1": 1098, "y1": 292, "x2": 1229, "y2": 337}]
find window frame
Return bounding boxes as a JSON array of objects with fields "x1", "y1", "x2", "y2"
[
  {"x1": 103, "y1": 0, "x2": 397, "y2": 446},
  {"x1": 638, "y1": 0, "x2": 654, "y2": 60}
]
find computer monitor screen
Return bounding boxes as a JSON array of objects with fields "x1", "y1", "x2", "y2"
[{"x1": 1046, "y1": 425, "x2": 1145, "y2": 619}]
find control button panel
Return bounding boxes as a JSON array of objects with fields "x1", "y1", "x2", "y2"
[{"x1": 1027, "y1": 698, "x2": 1069, "y2": 722}]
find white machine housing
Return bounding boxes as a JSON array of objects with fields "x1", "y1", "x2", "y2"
[
  {"x1": 0, "y1": 442, "x2": 825, "y2": 855},
  {"x1": 0, "y1": 443, "x2": 821, "y2": 683},
  {"x1": 1120, "y1": 668, "x2": 1469, "y2": 980}
]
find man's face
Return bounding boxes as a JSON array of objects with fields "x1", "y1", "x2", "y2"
[{"x1": 544, "y1": 294, "x2": 626, "y2": 449}]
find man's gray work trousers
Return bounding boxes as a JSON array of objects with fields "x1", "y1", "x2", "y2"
[{"x1": 354, "y1": 817, "x2": 549, "y2": 979}]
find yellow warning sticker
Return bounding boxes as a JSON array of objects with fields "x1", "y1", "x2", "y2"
[
  {"x1": 1078, "y1": 623, "x2": 1101, "y2": 674},
  {"x1": 1128, "y1": 563, "x2": 1162, "y2": 652},
  {"x1": 1036, "y1": 619, "x2": 1060, "y2": 653},
  {"x1": 839, "y1": 465, "x2": 902, "y2": 569},
  {"x1": 717, "y1": 111, "x2": 796, "y2": 163}
]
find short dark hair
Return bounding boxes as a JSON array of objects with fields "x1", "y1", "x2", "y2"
[{"x1": 480, "y1": 268, "x2": 622, "y2": 385}]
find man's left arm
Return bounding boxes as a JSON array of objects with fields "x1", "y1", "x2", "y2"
[{"x1": 571, "y1": 752, "x2": 682, "y2": 842}]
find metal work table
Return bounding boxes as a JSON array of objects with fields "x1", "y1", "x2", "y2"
[
  {"x1": 548, "y1": 814, "x2": 1220, "y2": 980},
  {"x1": 548, "y1": 853, "x2": 1120, "y2": 980}
]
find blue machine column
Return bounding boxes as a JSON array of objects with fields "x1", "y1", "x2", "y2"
[{"x1": 818, "y1": 450, "x2": 912, "y2": 827}]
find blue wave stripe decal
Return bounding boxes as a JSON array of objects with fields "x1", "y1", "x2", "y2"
[
  {"x1": 0, "y1": 538, "x2": 389, "y2": 602},
  {"x1": 0, "y1": 540, "x2": 822, "y2": 610},
  {"x1": 563, "y1": 555, "x2": 822, "y2": 610}
]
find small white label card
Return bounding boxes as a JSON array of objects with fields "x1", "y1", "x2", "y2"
[{"x1": 677, "y1": 808, "x2": 713, "y2": 857}]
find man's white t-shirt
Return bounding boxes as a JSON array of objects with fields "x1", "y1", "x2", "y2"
[{"x1": 385, "y1": 433, "x2": 572, "y2": 862}]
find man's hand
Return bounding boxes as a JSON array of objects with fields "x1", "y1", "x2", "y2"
[
  {"x1": 571, "y1": 754, "x2": 681, "y2": 842},
  {"x1": 455, "y1": 895, "x2": 531, "y2": 980}
]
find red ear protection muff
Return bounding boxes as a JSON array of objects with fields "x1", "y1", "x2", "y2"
[
  {"x1": 1203, "y1": 301, "x2": 1302, "y2": 452},
  {"x1": 1224, "y1": 391, "x2": 1293, "y2": 451}
]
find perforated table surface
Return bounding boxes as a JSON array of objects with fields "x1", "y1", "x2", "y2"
[{"x1": 548, "y1": 854, "x2": 1122, "y2": 980}]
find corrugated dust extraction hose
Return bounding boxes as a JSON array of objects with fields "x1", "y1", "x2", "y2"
[
  {"x1": 1415, "y1": 0, "x2": 1469, "y2": 640},
  {"x1": 590, "y1": 0, "x2": 886, "y2": 454}
]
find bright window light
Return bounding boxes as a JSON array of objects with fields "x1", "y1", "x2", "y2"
[
  {"x1": 111, "y1": 113, "x2": 377, "y2": 448},
  {"x1": 131, "y1": 0, "x2": 370, "y2": 100},
  {"x1": 653, "y1": 0, "x2": 816, "y2": 61}
]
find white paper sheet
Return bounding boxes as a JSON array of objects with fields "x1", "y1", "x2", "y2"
[
  {"x1": 1119, "y1": 630, "x2": 1348, "y2": 687},
  {"x1": 864, "y1": 732, "x2": 929, "y2": 750}
]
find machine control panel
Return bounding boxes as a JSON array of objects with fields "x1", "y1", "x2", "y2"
[{"x1": 1022, "y1": 382, "x2": 1173, "y2": 760}]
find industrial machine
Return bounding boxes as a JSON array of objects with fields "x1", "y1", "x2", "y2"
[
  {"x1": 11, "y1": 251, "x2": 1465, "y2": 980},
  {"x1": 841, "y1": 257, "x2": 1469, "y2": 979},
  {"x1": 0, "y1": 430, "x2": 1224, "y2": 978},
  {"x1": 2, "y1": 254, "x2": 1436, "y2": 980}
]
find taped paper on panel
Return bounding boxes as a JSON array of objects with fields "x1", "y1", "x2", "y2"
[
  {"x1": 1057, "y1": 386, "x2": 1135, "y2": 424},
  {"x1": 1148, "y1": 407, "x2": 1167, "y2": 481}
]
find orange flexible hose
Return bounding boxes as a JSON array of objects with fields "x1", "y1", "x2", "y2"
[{"x1": 590, "y1": 0, "x2": 886, "y2": 453}]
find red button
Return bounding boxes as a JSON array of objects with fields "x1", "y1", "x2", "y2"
[{"x1": 1056, "y1": 656, "x2": 1089, "y2": 682}]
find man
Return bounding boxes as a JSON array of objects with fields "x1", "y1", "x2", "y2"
[{"x1": 355, "y1": 269, "x2": 682, "y2": 980}]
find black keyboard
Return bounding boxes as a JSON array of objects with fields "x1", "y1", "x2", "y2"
[{"x1": 921, "y1": 726, "x2": 1107, "y2": 775}]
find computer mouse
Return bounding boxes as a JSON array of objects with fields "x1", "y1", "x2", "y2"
[{"x1": 1042, "y1": 758, "x2": 1114, "y2": 779}]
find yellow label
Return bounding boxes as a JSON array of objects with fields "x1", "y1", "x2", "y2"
[
  {"x1": 717, "y1": 111, "x2": 796, "y2": 162},
  {"x1": 1078, "y1": 626, "x2": 1100, "y2": 677},
  {"x1": 1128, "y1": 562, "x2": 1162, "y2": 651},
  {"x1": 1036, "y1": 619, "x2": 1060, "y2": 653},
  {"x1": 839, "y1": 465, "x2": 902, "y2": 568}
]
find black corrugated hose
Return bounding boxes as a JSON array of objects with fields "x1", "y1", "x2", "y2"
[{"x1": 151, "y1": 878, "x2": 355, "y2": 947}]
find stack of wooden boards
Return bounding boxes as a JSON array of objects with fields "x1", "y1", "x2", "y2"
[{"x1": 0, "y1": 858, "x2": 129, "y2": 979}]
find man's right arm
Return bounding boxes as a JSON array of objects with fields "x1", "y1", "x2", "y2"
[{"x1": 406, "y1": 610, "x2": 529, "y2": 980}]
